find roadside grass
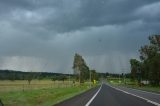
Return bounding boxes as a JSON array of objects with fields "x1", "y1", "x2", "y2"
[
  {"x1": 127, "y1": 85, "x2": 160, "y2": 93},
  {"x1": 0, "y1": 86, "x2": 89, "y2": 106},
  {"x1": 0, "y1": 80, "x2": 96, "y2": 106},
  {"x1": 107, "y1": 78, "x2": 160, "y2": 93},
  {"x1": 0, "y1": 80, "x2": 79, "y2": 92}
]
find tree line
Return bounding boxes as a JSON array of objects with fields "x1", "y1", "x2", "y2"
[
  {"x1": 0, "y1": 70, "x2": 69, "y2": 84},
  {"x1": 130, "y1": 35, "x2": 160, "y2": 85},
  {"x1": 1, "y1": 53, "x2": 134, "y2": 84}
]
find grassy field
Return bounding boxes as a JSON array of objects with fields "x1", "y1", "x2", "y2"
[
  {"x1": 0, "y1": 80, "x2": 79, "y2": 92},
  {"x1": 0, "y1": 80, "x2": 91, "y2": 106},
  {"x1": 107, "y1": 78, "x2": 160, "y2": 93}
]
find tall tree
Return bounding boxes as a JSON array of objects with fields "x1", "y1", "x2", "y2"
[
  {"x1": 90, "y1": 70, "x2": 98, "y2": 81},
  {"x1": 130, "y1": 59, "x2": 141, "y2": 81},
  {"x1": 27, "y1": 72, "x2": 34, "y2": 85},
  {"x1": 73, "y1": 53, "x2": 89, "y2": 83},
  {"x1": 149, "y1": 35, "x2": 160, "y2": 50},
  {"x1": 139, "y1": 35, "x2": 160, "y2": 85}
]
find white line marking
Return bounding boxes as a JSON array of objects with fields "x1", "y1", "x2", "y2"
[
  {"x1": 106, "y1": 84, "x2": 160, "y2": 106},
  {"x1": 85, "y1": 84, "x2": 102, "y2": 106},
  {"x1": 126, "y1": 87, "x2": 160, "y2": 96}
]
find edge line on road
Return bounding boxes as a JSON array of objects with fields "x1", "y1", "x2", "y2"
[
  {"x1": 106, "y1": 84, "x2": 160, "y2": 106},
  {"x1": 126, "y1": 87, "x2": 160, "y2": 96},
  {"x1": 85, "y1": 84, "x2": 102, "y2": 106}
]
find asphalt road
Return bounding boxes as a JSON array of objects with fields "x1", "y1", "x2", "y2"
[
  {"x1": 54, "y1": 86, "x2": 99, "y2": 106},
  {"x1": 115, "y1": 85, "x2": 160, "y2": 104},
  {"x1": 55, "y1": 83, "x2": 160, "y2": 106}
]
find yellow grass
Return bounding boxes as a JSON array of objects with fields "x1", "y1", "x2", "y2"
[{"x1": 0, "y1": 80, "x2": 79, "y2": 92}]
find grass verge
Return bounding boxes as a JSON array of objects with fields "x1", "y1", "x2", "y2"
[
  {"x1": 0, "y1": 85, "x2": 90, "y2": 106},
  {"x1": 107, "y1": 78, "x2": 160, "y2": 94}
]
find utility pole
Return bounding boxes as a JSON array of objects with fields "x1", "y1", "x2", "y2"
[
  {"x1": 79, "y1": 70, "x2": 81, "y2": 85},
  {"x1": 68, "y1": 70, "x2": 70, "y2": 86},
  {"x1": 90, "y1": 70, "x2": 91, "y2": 88},
  {"x1": 123, "y1": 73, "x2": 126, "y2": 85},
  {"x1": 119, "y1": 74, "x2": 120, "y2": 84},
  {"x1": 121, "y1": 68, "x2": 128, "y2": 85}
]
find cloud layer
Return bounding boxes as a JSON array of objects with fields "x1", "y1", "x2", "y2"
[{"x1": 0, "y1": 0, "x2": 160, "y2": 73}]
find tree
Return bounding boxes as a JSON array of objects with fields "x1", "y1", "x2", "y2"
[
  {"x1": 130, "y1": 59, "x2": 141, "y2": 81},
  {"x1": 9, "y1": 72, "x2": 16, "y2": 81},
  {"x1": 27, "y1": 72, "x2": 33, "y2": 85},
  {"x1": 51, "y1": 76, "x2": 57, "y2": 84},
  {"x1": 149, "y1": 35, "x2": 160, "y2": 50},
  {"x1": 73, "y1": 53, "x2": 90, "y2": 83},
  {"x1": 140, "y1": 35, "x2": 160, "y2": 85},
  {"x1": 90, "y1": 70, "x2": 98, "y2": 82},
  {"x1": 58, "y1": 75, "x2": 67, "y2": 83},
  {"x1": 132, "y1": 35, "x2": 160, "y2": 85}
]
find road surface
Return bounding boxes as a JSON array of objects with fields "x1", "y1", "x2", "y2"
[
  {"x1": 54, "y1": 86, "x2": 99, "y2": 106},
  {"x1": 55, "y1": 83, "x2": 160, "y2": 106}
]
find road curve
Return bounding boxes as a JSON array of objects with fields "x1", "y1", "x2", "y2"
[
  {"x1": 54, "y1": 86, "x2": 99, "y2": 106},
  {"x1": 89, "y1": 84, "x2": 156, "y2": 106},
  {"x1": 55, "y1": 84, "x2": 160, "y2": 106},
  {"x1": 115, "y1": 85, "x2": 160, "y2": 104}
]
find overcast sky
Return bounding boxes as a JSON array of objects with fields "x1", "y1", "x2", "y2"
[{"x1": 0, "y1": 0, "x2": 160, "y2": 74}]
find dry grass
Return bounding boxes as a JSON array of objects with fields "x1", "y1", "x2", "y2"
[
  {"x1": 0, "y1": 80, "x2": 90, "y2": 106},
  {"x1": 0, "y1": 80, "x2": 79, "y2": 92}
]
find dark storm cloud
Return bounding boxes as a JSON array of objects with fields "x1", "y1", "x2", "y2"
[
  {"x1": 42, "y1": 0, "x2": 160, "y2": 32},
  {"x1": 0, "y1": 0, "x2": 160, "y2": 73}
]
